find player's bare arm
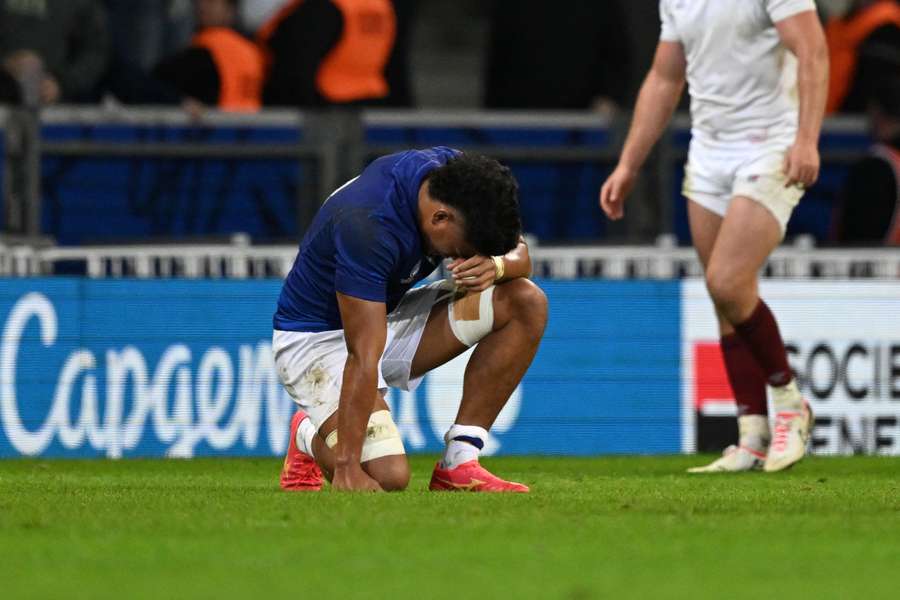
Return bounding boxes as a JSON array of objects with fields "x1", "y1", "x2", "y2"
[
  {"x1": 600, "y1": 41, "x2": 686, "y2": 220},
  {"x1": 448, "y1": 236, "x2": 532, "y2": 292},
  {"x1": 333, "y1": 292, "x2": 387, "y2": 492},
  {"x1": 776, "y1": 10, "x2": 829, "y2": 189}
]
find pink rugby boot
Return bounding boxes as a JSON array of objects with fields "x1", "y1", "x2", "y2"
[
  {"x1": 429, "y1": 460, "x2": 529, "y2": 493},
  {"x1": 280, "y1": 411, "x2": 324, "y2": 491}
]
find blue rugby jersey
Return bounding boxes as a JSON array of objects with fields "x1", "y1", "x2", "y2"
[{"x1": 273, "y1": 146, "x2": 459, "y2": 332}]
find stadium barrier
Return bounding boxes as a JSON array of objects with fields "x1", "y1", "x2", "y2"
[
  {"x1": 0, "y1": 107, "x2": 871, "y2": 244},
  {"x1": 2, "y1": 276, "x2": 898, "y2": 459},
  {"x1": 2, "y1": 234, "x2": 900, "y2": 280}
]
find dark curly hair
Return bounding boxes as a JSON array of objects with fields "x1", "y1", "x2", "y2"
[{"x1": 424, "y1": 153, "x2": 522, "y2": 256}]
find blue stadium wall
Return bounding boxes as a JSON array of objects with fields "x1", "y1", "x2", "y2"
[
  {"x1": 0, "y1": 278, "x2": 682, "y2": 458},
  {"x1": 37, "y1": 119, "x2": 862, "y2": 245}
]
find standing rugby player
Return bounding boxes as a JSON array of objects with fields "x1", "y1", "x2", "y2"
[
  {"x1": 600, "y1": 1, "x2": 828, "y2": 472},
  {"x1": 275, "y1": 147, "x2": 547, "y2": 492}
]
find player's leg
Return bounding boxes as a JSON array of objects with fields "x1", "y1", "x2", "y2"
[
  {"x1": 275, "y1": 330, "x2": 331, "y2": 491},
  {"x1": 705, "y1": 196, "x2": 811, "y2": 472},
  {"x1": 286, "y1": 396, "x2": 411, "y2": 492},
  {"x1": 408, "y1": 278, "x2": 548, "y2": 492},
  {"x1": 686, "y1": 199, "x2": 769, "y2": 473},
  {"x1": 442, "y1": 278, "x2": 547, "y2": 429},
  {"x1": 309, "y1": 394, "x2": 411, "y2": 492},
  {"x1": 275, "y1": 330, "x2": 408, "y2": 491},
  {"x1": 704, "y1": 196, "x2": 781, "y2": 324}
]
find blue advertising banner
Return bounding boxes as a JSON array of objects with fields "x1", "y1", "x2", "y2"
[{"x1": 0, "y1": 279, "x2": 682, "y2": 458}]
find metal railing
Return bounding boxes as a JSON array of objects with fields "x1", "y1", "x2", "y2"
[{"x1": 2, "y1": 234, "x2": 898, "y2": 280}]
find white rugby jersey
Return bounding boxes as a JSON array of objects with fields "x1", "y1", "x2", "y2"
[{"x1": 659, "y1": 0, "x2": 817, "y2": 141}]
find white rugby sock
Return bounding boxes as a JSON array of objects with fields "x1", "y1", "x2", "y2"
[
  {"x1": 441, "y1": 424, "x2": 488, "y2": 470},
  {"x1": 738, "y1": 414, "x2": 770, "y2": 452},
  {"x1": 771, "y1": 379, "x2": 803, "y2": 412},
  {"x1": 295, "y1": 416, "x2": 318, "y2": 458}
]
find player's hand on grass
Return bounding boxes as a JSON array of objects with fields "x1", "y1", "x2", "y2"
[
  {"x1": 599, "y1": 164, "x2": 637, "y2": 221},
  {"x1": 448, "y1": 255, "x2": 496, "y2": 292},
  {"x1": 783, "y1": 140, "x2": 819, "y2": 189},
  {"x1": 332, "y1": 464, "x2": 383, "y2": 492}
]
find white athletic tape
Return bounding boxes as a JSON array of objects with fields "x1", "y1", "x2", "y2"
[
  {"x1": 324, "y1": 410, "x2": 406, "y2": 463},
  {"x1": 447, "y1": 286, "x2": 495, "y2": 347}
]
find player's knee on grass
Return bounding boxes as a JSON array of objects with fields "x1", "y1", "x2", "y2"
[
  {"x1": 324, "y1": 410, "x2": 409, "y2": 489},
  {"x1": 363, "y1": 455, "x2": 411, "y2": 492}
]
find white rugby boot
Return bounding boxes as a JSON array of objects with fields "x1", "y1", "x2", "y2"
[
  {"x1": 687, "y1": 444, "x2": 766, "y2": 473},
  {"x1": 764, "y1": 404, "x2": 813, "y2": 472},
  {"x1": 764, "y1": 380, "x2": 813, "y2": 472},
  {"x1": 688, "y1": 415, "x2": 769, "y2": 473}
]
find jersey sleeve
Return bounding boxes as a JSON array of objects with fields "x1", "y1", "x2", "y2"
[
  {"x1": 658, "y1": 0, "x2": 680, "y2": 42},
  {"x1": 333, "y1": 210, "x2": 399, "y2": 303},
  {"x1": 765, "y1": 0, "x2": 816, "y2": 23}
]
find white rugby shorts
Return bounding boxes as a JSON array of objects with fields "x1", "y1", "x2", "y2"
[
  {"x1": 272, "y1": 280, "x2": 455, "y2": 428},
  {"x1": 682, "y1": 136, "x2": 805, "y2": 234}
]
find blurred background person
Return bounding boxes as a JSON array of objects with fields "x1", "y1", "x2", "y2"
[
  {"x1": 0, "y1": 0, "x2": 109, "y2": 106},
  {"x1": 834, "y1": 75, "x2": 900, "y2": 244},
  {"x1": 0, "y1": 68, "x2": 22, "y2": 105},
  {"x1": 258, "y1": 0, "x2": 412, "y2": 107},
  {"x1": 484, "y1": 0, "x2": 631, "y2": 113},
  {"x1": 103, "y1": 0, "x2": 194, "y2": 104},
  {"x1": 153, "y1": 0, "x2": 264, "y2": 114},
  {"x1": 105, "y1": 0, "x2": 194, "y2": 74},
  {"x1": 825, "y1": 0, "x2": 900, "y2": 113}
]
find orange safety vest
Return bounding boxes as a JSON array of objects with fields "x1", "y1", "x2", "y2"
[
  {"x1": 825, "y1": 1, "x2": 900, "y2": 114},
  {"x1": 871, "y1": 144, "x2": 900, "y2": 245},
  {"x1": 317, "y1": 0, "x2": 396, "y2": 103},
  {"x1": 258, "y1": 0, "x2": 396, "y2": 104},
  {"x1": 192, "y1": 27, "x2": 264, "y2": 112}
]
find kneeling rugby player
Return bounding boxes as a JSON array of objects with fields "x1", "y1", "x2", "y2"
[{"x1": 274, "y1": 147, "x2": 547, "y2": 492}]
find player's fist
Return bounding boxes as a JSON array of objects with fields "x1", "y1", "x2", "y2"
[
  {"x1": 599, "y1": 164, "x2": 637, "y2": 221},
  {"x1": 783, "y1": 140, "x2": 819, "y2": 190}
]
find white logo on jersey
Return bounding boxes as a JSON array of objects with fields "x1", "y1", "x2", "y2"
[
  {"x1": 321, "y1": 176, "x2": 360, "y2": 206},
  {"x1": 401, "y1": 261, "x2": 421, "y2": 284}
]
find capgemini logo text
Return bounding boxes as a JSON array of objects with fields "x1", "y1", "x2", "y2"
[{"x1": 1, "y1": 293, "x2": 293, "y2": 458}]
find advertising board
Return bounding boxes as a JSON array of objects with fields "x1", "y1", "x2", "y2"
[
  {"x1": 0, "y1": 279, "x2": 682, "y2": 458},
  {"x1": 682, "y1": 280, "x2": 900, "y2": 455}
]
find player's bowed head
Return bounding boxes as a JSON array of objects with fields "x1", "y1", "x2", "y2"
[{"x1": 417, "y1": 153, "x2": 522, "y2": 262}]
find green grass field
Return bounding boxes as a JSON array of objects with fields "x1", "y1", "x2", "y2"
[{"x1": 2, "y1": 455, "x2": 898, "y2": 599}]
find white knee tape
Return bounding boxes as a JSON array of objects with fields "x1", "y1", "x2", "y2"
[
  {"x1": 448, "y1": 286, "x2": 495, "y2": 347},
  {"x1": 324, "y1": 410, "x2": 406, "y2": 463}
]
